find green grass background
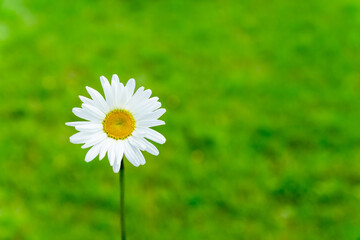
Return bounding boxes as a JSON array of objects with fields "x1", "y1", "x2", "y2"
[{"x1": 1, "y1": 0, "x2": 360, "y2": 239}]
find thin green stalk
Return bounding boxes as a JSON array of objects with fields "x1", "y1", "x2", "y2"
[{"x1": 120, "y1": 160, "x2": 126, "y2": 240}]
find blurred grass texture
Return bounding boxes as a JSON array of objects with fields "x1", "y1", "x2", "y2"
[{"x1": 1, "y1": 0, "x2": 360, "y2": 239}]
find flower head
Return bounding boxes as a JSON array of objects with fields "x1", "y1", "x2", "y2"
[{"x1": 66, "y1": 75, "x2": 166, "y2": 173}]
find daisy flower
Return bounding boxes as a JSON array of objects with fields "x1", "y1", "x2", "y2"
[{"x1": 66, "y1": 75, "x2": 166, "y2": 173}]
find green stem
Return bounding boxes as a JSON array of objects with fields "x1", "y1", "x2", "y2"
[{"x1": 120, "y1": 160, "x2": 126, "y2": 240}]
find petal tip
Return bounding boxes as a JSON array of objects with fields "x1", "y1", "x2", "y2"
[
  {"x1": 100, "y1": 76, "x2": 109, "y2": 84},
  {"x1": 112, "y1": 74, "x2": 119, "y2": 81}
]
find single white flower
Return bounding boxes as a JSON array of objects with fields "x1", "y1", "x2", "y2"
[{"x1": 66, "y1": 75, "x2": 166, "y2": 173}]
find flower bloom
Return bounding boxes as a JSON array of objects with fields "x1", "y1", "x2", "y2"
[{"x1": 66, "y1": 75, "x2": 166, "y2": 172}]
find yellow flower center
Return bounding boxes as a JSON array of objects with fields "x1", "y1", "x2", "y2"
[{"x1": 103, "y1": 109, "x2": 135, "y2": 140}]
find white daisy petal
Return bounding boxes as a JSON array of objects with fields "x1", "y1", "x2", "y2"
[
  {"x1": 142, "y1": 89, "x2": 152, "y2": 100},
  {"x1": 86, "y1": 86, "x2": 109, "y2": 113},
  {"x1": 113, "y1": 157, "x2": 121, "y2": 173},
  {"x1": 72, "y1": 107, "x2": 101, "y2": 122},
  {"x1": 125, "y1": 78, "x2": 136, "y2": 97},
  {"x1": 85, "y1": 143, "x2": 102, "y2": 162},
  {"x1": 121, "y1": 78, "x2": 135, "y2": 107},
  {"x1": 132, "y1": 146, "x2": 146, "y2": 165},
  {"x1": 117, "y1": 85, "x2": 127, "y2": 108},
  {"x1": 137, "y1": 108, "x2": 166, "y2": 121},
  {"x1": 99, "y1": 138, "x2": 112, "y2": 160},
  {"x1": 139, "y1": 137, "x2": 159, "y2": 156},
  {"x1": 75, "y1": 123, "x2": 103, "y2": 132},
  {"x1": 111, "y1": 75, "x2": 119, "y2": 107},
  {"x1": 111, "y1": 74, "x2": 121, "y2": 85},
  {"x1": 152, "y1": 108, "x2": 166, "y2": 119},
  {"x1": 143, "y1": 128, "x2": 166, "y2": 144},
  {"x1": 128, "y1": 136, "x2": 146, "y2": 151},
  {"x1": 81, "y1": 103, "x2": 106, "y2": 120},
  {"x1": 79, "y1": 96, "x2": 93, "y2": 105},
  {"x1": 113, "y1": 75, "x2": 128, "y2": 108},
  {"x1": 135, "y1": 89, "x2": 152, "y2": 104},
  {"x1": 65, "y1": 121, "x2": 91, "y2": 127},
  {"x1": 80, "y1": 95, "x2": 103, "y2": 114},
  {"x1": 132, "y1": 97, "x2": 161, "y2": 116},
  {"x1": 113, "y1": 154, "x2": 119, "y2": 172},
  {"x1": 100, "y1": 76, "x2": 114, "y2": 106},
  {"x1": 111, "y1": 75, "x2": 126, "y2": 108},
  {"x1": 116, "y1": 140, "x2": 125, "y2": 158},
  {"x1": 147, "y1": 101, "x2": 161, "y2": 112},
  {"x1": 81, "y1": 132, "x2": 107, "y2": 149},
  {"x1": 70, "y1": 131, "x2": 95, "y2": 144},
  {"x1": 113, "y1": 141, "x2": 124, "y2": 173},
  {"x1": 137, "y1": 120, "x2": 165, "y2": 128},
  {"x1": 135, "y1": 96, "x2": 158, "y2": 109},
  {"x1": 132, "y1": 86, "x2": 145, "y2": 98},
  {"x1": 124, "y1": 140, "x2": 140, "y2": 167},
  {"x1": 108, "y1": 140, "x2": 116, "y2": 166},
  {"x1": 132, "y1": 87, "x2": 144, "y2": 99},
  {"x1": 126, "y1": 87, "x2": 151, "y2": 110}
]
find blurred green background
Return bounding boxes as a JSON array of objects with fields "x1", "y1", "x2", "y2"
[{"x1": 1, "y1": 0, "x2": 360, "y2": 239}]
